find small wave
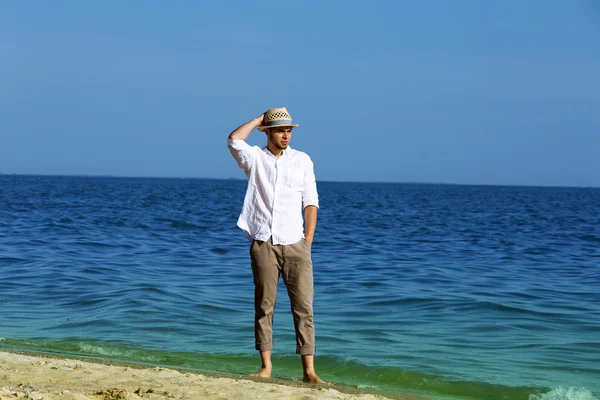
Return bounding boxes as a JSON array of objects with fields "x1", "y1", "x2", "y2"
[
  {"x1": 356, "y1": 384, "x2": 377, "y2": 389},
  {"x1": 372, "y1": 296, "x2": 439, "y2": 306},
  {"x1": 580, "y1": 235, "x2": 600, "y2": 242},
  {"x1": 71, "y1": 241, "x2": 119, "y2": 248},
  {"x1": 530, "y1": 387, "x2": 598, "y2": 400},
  {"x1": 48, "y1": 319, "x2": 112, "y2": 330},
  {"x1": 523, "y1": 246, "x2": 558, "y2": 255},
  {"x1": 210, "y1": 247, "x2": 230, "y2": 254},
  {"x1": 171, "y1": 221, "x2": 207, "y2": 230},
  {"x1": 76, "y1": 343, "x2": 162, "y2": 363},
  {"x1": 0, "y1": 257, "x2": 29, "y2": 263}
]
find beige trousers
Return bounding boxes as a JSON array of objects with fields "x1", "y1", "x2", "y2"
[{"x1": 250, "y1": 237, "x2": 315, "y2": 355}]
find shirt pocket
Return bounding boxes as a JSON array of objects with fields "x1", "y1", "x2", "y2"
[{"x1": 285, "y1": 167, "x2": 305, "y2": 189}]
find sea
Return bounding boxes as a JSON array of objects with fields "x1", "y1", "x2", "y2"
[{"x1": 0, "y1": 175, "x2": 598, "y2": 400}]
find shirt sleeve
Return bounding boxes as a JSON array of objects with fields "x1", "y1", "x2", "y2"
[
  {"x1": 302, "y1": 158, "x2": 319, "y2": 209},
  {"x1": 227, "y1": 139, "x2": 256, "y2": 173}
]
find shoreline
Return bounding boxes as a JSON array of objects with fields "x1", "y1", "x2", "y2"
[{"x1": 0, "y1": 350, "x2": 426, "y2": 400}]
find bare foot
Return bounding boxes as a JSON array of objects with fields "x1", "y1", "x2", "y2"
[
  {"x1": 303, "y1": 372, "x2": 331, "y2": 385},
  {"x1": 249, "y1": 367, "x2": 272, "y2": 379}
]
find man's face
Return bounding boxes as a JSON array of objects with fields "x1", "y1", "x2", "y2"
[{"x1": 267, "y1": 127, "x2": 293, "y2": 150}]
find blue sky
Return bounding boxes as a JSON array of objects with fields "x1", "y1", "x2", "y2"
[{"x1": 1, "y1": 1, "x2": 599, "y2": 186}]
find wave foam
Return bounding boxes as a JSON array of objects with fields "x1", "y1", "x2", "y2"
[{"x1": 530, "y1": 387, "x2": 598, "y2": 400}]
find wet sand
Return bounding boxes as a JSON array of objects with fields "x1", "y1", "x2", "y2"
[{"x1": 0, "y1": 351, "x2": 426, "y2": 400}]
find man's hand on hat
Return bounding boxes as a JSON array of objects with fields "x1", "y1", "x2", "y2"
[{"x1": 255, "y1": 113, "x2": 265, "y2": 128}]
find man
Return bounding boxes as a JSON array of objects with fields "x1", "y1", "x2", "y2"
[{"x1": 227, "y1": 107, "x2": 324, "y2": 384}]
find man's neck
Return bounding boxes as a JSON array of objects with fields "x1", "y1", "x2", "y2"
[{"x1": 267, "y1": 143, "x2": 284, "y2": 158}]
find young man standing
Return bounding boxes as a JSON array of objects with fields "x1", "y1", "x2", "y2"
[{"x1": 227, "y1": 107, "x2": 324, "y2": 383}]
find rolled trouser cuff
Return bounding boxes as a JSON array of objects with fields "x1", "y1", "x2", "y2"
[
  {"x1": 256, "y1": 342, "x2": 273, "y2": 352},
  {"x1": 296, "y1": 345, "x2": 316, "y2": 355}
]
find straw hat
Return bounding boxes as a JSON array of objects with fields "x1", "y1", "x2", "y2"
[{"x1": 257, "y1": 107, "x2": 299, "y2": 132}]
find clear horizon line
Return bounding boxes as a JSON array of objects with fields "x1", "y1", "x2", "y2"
[{"x1": 1, "y1": 172, "x2": 598, "y2": 189}]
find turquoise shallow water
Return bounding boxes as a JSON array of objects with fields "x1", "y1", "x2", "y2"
[{"x1": 0, "y1": 175, "x2": 599, "y2": 400}]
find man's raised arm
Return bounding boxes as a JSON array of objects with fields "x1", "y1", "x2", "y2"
[{"x1": 228, "y1": 114, "x2": 264, "y2": 141}]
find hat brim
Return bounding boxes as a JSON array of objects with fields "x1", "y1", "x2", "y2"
[{"x1": 258, "y1": 123, "x2": 299, "y2": 132}]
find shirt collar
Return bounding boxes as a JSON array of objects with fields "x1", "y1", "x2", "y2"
[{"x1": 262, "y1": 146, "x2": 292, "y2": 158}]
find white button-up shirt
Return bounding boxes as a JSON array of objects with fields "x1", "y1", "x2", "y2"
[{"x1": 228, "y1": 139, "x2": 319, "y2": 245}]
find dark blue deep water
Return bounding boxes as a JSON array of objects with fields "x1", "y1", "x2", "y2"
[{"x1": 1, "y1": 175, "x2": 599, "y2": 400}]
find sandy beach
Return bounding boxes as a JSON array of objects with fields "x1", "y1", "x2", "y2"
[{"x1": 0, "y1": 351, "x2": 425, "y2": 400}]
